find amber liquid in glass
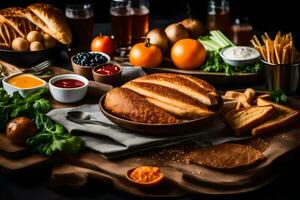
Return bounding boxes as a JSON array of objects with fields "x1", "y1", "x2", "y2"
[
  {"x1": 231, "y1": 24, "x2": 253, "y2": 45},
  {"x1": 67, "y1": 17, "x2": 94, "y2": 51},
  {"x1": 111, "y1": 10, "x2": 132, "y2": 48},
  {"x1": 207, "y1": 11, "x2": 231, "y2": 37},
  {"x1": 131, "y1": 7, "x2": 149, "y2": 44}
]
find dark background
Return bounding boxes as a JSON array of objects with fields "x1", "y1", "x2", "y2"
[
  {"x1": 1, "y1": 1, "x2": 300, "y2": 200},
  {"x1": 0, "y1": 0, "x2": 297, "y2": 32}
]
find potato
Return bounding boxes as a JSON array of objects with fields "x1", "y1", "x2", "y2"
[
  {"x1": 11, "y1": 37, "x2": 29, "y2": 52},
  {"x1": 30, "y1": 41, "x2": 45, "y2": 51},
  {"x1": 43, "y1": 33, "x2": 57, "y2": 49},
  {"x1": 26, "y1": 31, "x2": 42, "y2": 43},
  {"x1": 6, "y1": 117, "x2": 37, "y2": 146}
]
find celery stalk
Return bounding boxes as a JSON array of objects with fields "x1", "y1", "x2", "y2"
[
  {"x1": 216, "y1": 30, "x2": 235, "y2": 46},
  {"x1": 210, "y1": 31, "x2": 228, "y2": 48},
  {"x1": 198, "y1": 39, "x2": 220, "y2": 51}
]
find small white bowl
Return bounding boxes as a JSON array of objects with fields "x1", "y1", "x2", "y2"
[
  {"x1": 220, "y1": 46, "x2": 260, "y2": 67},
  {"x1": 49, "y1": 74, "x2": 89, "y2": 103},
  {"x1": 2, "y1": 73, "x2": 47, "y2": 97}
]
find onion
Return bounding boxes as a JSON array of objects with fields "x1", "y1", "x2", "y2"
[
  {"x1": 181, "y1": 18, "x2": 206, "y2": 39},
  {"x1": 165, "y1": 23, "x2": 189, "y2": 45},
  {"x1": 146, "y1": 28, "x2": 169, "y2": 53},
  {"x1": 6, "y1": 117, "x2": 37, "y2": 146}
]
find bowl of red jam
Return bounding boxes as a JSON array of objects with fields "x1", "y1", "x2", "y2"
[
  {"x1": 49, "y1": 74, "x2": 89, "y2": 103},
  {"x1": 92, "y1": 62, "x2": 122, "y2": 85}
]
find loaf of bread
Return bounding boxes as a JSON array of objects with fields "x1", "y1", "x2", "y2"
[
  {"x1": 251, "y1": 98, "x2": 299, "y2": 135},
  {"x1": 0, "y1": 3, "x2": 71, "y2": 48},
  {"x1": 104, "y1": 87, "x2": 181, "y2": 124},
  {"x1": 130, "y1": 73, "x2": 218, "y2": 106},
  {"x1": 27, "y1": 3, "x2": 71, "y2": 45},
  {"x1": 104, "y1": 73, "x2": 221, "y2": 123},
  {"x1": 0, "y1": 7, "x2": 38, "y2": 38},
  {"x1": 122, "y1": 81, "x2": 214, "y2": 119},
  {"x1": 225, "y1": 105, "x2": 274, "y2": 136}
]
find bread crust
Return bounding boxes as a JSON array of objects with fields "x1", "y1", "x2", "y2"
[
  {"x1": 122, "y1": 81, "x2": 214, "y2": 119},
  {"x1": 251, "y1": 98, "x2": 299, "y2": 135},
  {"x1": 225, "y1": 105, "x2": 274, "y2": 136},
  {"x1": 0, "y1": 20, "x2": 20, "y2": 48},
  {"x1": 27, "y1": 3, "x2": 71, "y2": 44},
  {"x1": 104, "y1": 74, "x2": 219, "y2": 122},
  {"x1": 0, "y1": 7, "x2": 38, "y2": 37},
  {"x1": 131, "y1": 73, "x2": 218, "y2": 106},
  {"x1": 0, "y1": 3, "x2": 72, "y2": 47},
  {"x1": 104, "y1": 88, "x2": 181, "y2": 124},
  {"x1": 187, "y1": 143, "x2": 265, "y2": 169}
]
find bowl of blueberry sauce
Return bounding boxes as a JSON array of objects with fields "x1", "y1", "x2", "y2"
[{"x1": 71, "y1": 52, "x2": 110, "y2": 80}]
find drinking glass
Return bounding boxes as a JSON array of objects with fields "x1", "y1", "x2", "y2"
[
  {"x1": 110, "y1": 0, "x2": 149, "y2": 56},
  {"x1": 110, "y1": 0, "x2": 133, "y2": 55},
  {"x1": 131, "y1": 0, "x2": 149, "y2": 44},
  {"x1": 231, "y1": 17, "x2": 254, "y2": 45},
  {"x1": 207, "y1": 0, "x2": 231, "y2": 37},
  {"x1": 65, "y1": 3, "x2": 94, "y2": 53}
]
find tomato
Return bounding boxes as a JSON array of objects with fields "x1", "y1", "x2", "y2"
[
  {"x1": 171, "y1": 39, "x2": 207, "y2": 70},
  {"x1": 90, "y1": 35, "x2": 115, "y2": 56},
  {"x1": 129, "y1": 39, "x2": 162, "y2": 68}
]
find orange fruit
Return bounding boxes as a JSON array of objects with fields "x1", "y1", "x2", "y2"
[
  {"x1": 129, "y1": 39, "x2": 163, "y2": 68},
  {"x1": 171, "y1": 38, "x2": 207, "y2": 70},
  {"x1": 91, "y1": 35, "x2": 115, "y2": 56}
]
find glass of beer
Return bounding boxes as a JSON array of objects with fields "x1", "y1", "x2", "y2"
[
  {"x1": 131, "y1": 0, "x2": 149, "y2": 44},
  {"x1": 65, "y1": 3, "x2": 94, "y2": 53},
  {"x1": 110, "y1": 0, "x2": 149, "y2": 56},
  {"x1": 231, "y1": 17, "x2": 254, "y2": 46},
  {"x1": 207, "y1": 0, "x2": 231, "y2": 37},
  {"x1": 110, "y1": 0, "x2": 133, "y2": 56}
]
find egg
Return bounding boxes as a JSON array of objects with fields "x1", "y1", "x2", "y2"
[
  {"x1": 30, "y1": 41, "x2": 44, "y2": 51},
  {"x1": 11, "y1": 37, "x2": 29, "y2": 52},
  {"x1": 26, "y1": 31, "x2": 42, "y2": 43},
  {"x1": 42, "y1": 33, "x2": 57, "y2": 49}
]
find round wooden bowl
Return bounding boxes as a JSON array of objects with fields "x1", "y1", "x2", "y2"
[
  {"x1": 125, "y1": 167, "x2": 164, "y2": 188},
  {"x1": 99, "y1": 94, "x2": 223, "y2": 135}
]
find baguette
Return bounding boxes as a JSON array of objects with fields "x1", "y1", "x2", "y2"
[
  {"x1": 146, "y1": 97, "x2": 213, "y2": 119},
  {"x1": 225, "y1": 105, "x2": 274, "y2": 136},
  {"x1": 122, "y1": 81, "x2": 214, "y2": 119},
  {"x1": 132, "y1": 73, "x2": 218, "y2": 106},
  {"x1": 251, "y1": 98, "x2": 299, "y2": 135},
  {"x1": 104, "y1": 88, "x2": 181, "y2": 124}
]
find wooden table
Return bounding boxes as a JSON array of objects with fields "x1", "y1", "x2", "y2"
[{"x1": 1, "y1": 23, "x2": 300, "y2": 200}]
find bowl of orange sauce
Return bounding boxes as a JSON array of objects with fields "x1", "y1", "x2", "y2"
[
  {"x1": 2, "y1": 73, "x2": 46, "y2": 97},
  {"x1": 126, "y1": 166, "x2": 164, "y2": 187}
]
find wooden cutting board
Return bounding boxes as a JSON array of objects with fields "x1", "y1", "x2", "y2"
[
  {"x1": 48, "y1": 120, "x2": 300, "y2": 196},
  {"x1": 49, "y1": 97, "x2": 300, "y2": 196},
  {"x1": 0, "y1": 133, "x2": 49, "y2": 175}
]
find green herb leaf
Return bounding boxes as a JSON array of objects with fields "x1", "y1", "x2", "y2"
[
  {"x1": 0, "y1": 87, "x2": 83, "y2": 156},
  {"x1": 33, "y1": 99, "x2": 52, "y2": 113},
  {"x1": 271, "y1": 89, "x2": 288, "y2": 104}
]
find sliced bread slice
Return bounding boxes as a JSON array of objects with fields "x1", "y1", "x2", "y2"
[
  {"x1": 251, "y1": 98, "x2": 299, "y2": 135},
  {"x1": 225, "y1": 105, "x2": 274, "y2": 136}
]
